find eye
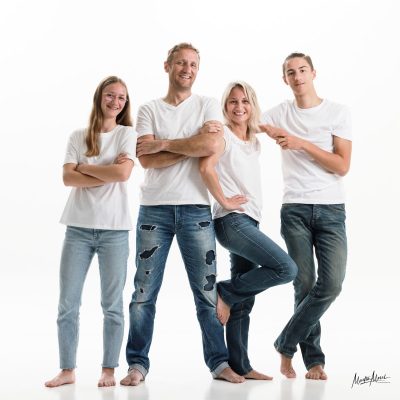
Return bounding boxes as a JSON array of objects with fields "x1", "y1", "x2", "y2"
[
  {"x1": 118, "y1": 96, "x2": 127, "y2": 102},
  {"x1": 191, "y1": 63, "x2": 198, "y2": 69}
]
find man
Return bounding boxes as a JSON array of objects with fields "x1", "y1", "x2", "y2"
[
  {"x1": 260, "y1": 53, "x2": 352, "y2": 380},
  {"x1": 120, "y1": 43, "x2": 244, "y2": 385}
]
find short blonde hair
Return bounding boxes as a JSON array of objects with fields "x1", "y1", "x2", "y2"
[
  {"x1": 221, "y1": 81, "x2": 261, "y2": 135},
  {"x1": 166, "y1": 42, "x2": 200, "y2": 64}
]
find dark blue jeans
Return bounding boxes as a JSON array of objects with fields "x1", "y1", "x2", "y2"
[
  {"x1": 126, "y1": 205, "x2": 229, "y2": 378},
  {"x1": 215, "y1": 213, "x2": 297, "y2": 375},
  {"x1": 275, "y1": 204, "x2": 347, "y2": 370}
]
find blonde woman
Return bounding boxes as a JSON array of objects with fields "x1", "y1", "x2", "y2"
[
  {"x1": 45, "y1": 76, "x2": 136, "y2": 388},
  {"x1": 199, "y1": 82, "x2": 297, "y2": 379}
]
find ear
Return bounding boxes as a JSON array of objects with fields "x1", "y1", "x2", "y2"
[
  {"x1": 312, "y1": 69, "x2": 316, "y2": 80},
  {"x1": 164, "y1": 61, "x2": 170, "y2": 73},
  {"x1": 283, "y1": 75, "x2": 288, "y2": 85}
]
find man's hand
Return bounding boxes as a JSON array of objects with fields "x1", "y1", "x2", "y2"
[
  {"x1": 275, "y1": 132, "x2": 305, "y2": 150},
  {"x1": 136, "y1": 136, "x2": 166, "y2": 157}
]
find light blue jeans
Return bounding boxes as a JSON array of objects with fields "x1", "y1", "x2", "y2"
[
  {"x1": 126, "y1": 205, "x2": 229, "y2": 378},
  {"x1": 57, "y1": 226, "x2": 129, "y2": 369},
  {"x1": 275, "y1": 204, "x2": 347, "y2": 370},
  {"x1": 214, "y1": 212, "x2": 297, "y2": 375}
]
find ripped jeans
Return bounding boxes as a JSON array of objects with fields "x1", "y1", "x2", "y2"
[{"x1": 126, "y1": 205, "x2": 229, "y2": 377}]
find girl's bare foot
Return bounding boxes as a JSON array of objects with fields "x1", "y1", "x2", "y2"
[
  {"x1": 45, "y1": 369, "x2": 75, "y2": 388},
  {"x1": 98, "y1": 367, "x2": 116, "y2": 387},
  {"x1": 244, "y1": 369, "x2": 273, "y2": 380},
  {"x1": 279, "y1": 354, "x2": 296, "y2": 378},
  {"x1": 216, "y1": 294, "x2": 230, "y2": 325},
  {"x1": 120, "y1": 368, "x2": 144, "y2": 386},
  {"x1": 306, "y1": 365, "x2": 327, "y2": 380},
  {"x1": 216, "y1": 367, "x2": 245, "y2": 383}
]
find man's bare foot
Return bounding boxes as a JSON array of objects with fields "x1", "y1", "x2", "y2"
[
  {"x1": 45, "y1": 369, "x2": 75, "y2": 388},
  {"x1": 244, "y1": 369, "x2": 273, "y2": 380},
  {"x1": 120, "y1": 368, "x2": 144, "y2": 386},
  {"x1": 98, "y1": 367, "x2": 116, "y2": 387},
  {"x1": 216, "y1": 367, "x2": 245, "y2": 383},
  {"x1": 305, "y1": 365, "x2": 327, "y2": 380},
  {"x1": 216, "y1": 294, "x2": 230, "y2": 325},
  {"x1": 279, "y1": 354, "x2": 296, "y2": 378}
]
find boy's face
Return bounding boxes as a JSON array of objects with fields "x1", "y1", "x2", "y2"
[{"x1": 283, "y1": 57, "x2": 316, "y2": 95}]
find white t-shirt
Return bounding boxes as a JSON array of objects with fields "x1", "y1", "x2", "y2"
[
  {"x1": 213, "y1": 126, "x2": 263, "y2": 222},
  {"x1": 60, "y1": 125, "x2": 136, "y2": 230},
  {"x1": 262, "y1": 99, "x2": 352, "y2": 204},
  {"x1": 136, "y1": 94, "x2": 223, "y2": 205}
]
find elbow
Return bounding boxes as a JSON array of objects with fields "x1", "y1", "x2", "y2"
[
  {"x1": 63, "y1": 172, "x2": 74, "y2": 186},
  {"x1": 138, "y1": 156, "x2": 151, "y2": 169},
  {"x1": 336, "y1": 163, "x2": 350, "y2": 177}
]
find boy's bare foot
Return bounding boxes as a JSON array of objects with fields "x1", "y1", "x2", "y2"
[
  {"x1": 120, "y1": 368, "x2": 144, "y2": 386},
  {"x1": 98, "y1": 367, "x2": 116, "y2": 387},
  {"x1": 216, "y1": 294, "x2": 230, "y2": 325},
  {"x1": 216, "y1": 367, "x2": 245, "y2": 383},
  {"x1": 244, "y1": 369, "x2": 273, "y2": 380},
  {"x1": 45, "y1": 369, "x2": 75, "y2": 388},
  {"x1": 305, "y1": 365, "x2": 327, "y2": 380},
  {"x1": 279, "y1": 354, "x2": 296, "y2": 378}
]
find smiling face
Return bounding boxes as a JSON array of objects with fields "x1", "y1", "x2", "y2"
[
  {"x1": 100, "y1": 82, "x2": 128, "y2": 120},
  {"x1": 283, "y1": 57, "x2": 316, "y2": 95},
  {"x1": 164, "y1": 48, "x2": 199, "y2": 91},
  {"x1": 225, "y1": 86, "x2": 252, "y2": 127}
]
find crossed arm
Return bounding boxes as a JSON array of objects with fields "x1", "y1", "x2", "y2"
[
  {"x1": 137, "y1": 121, "x2": 223, "y2": 169},
  {"x1": 63, "y1": 154, "x2": 134, "y2": 187},
  {"x1": 259, "y1": 124, "x2": 352, "y2": 176},
  {"x1": 199, "y1": 137, "x2": 248, "y2": 211}
]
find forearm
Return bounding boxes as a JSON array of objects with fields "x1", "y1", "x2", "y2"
[
  {"x1": 164, "y1": 133, "x2": 219, "y2": 157},
  {"x1": 77, "y1": 162, "x2": 133, "y2": 182},
  {"x1": 199, "y1": 162, "x2": 228, "y2": 207},
  {"x1": 139, "y1": 152, "x2": 188, "y2": 169},
  {"x1": 63, "y1": 170, "x2": 105, "y2": 187}
]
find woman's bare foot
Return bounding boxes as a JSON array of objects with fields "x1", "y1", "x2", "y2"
[
  {"x1": 279, "y1": 354, "x2": 296, "y2": 378},
  {"x1": 45, "y1": 369, "x2": 75, "y2": 388},
  {"x1": 244, "y1": 369, "x2": 273, "y2": 380},
  {"x1": 305, "y1": 365, "x2": 327, "y2": 380},
  {"x1": 98, "y1": 367, "x2": 116, "y2": 387},
  {"x1": 216, "y1": 367, "x2": 245, "y2": 383},
  {"x1": 216, "y1": 294, "x2": 230, "y2": 325},
  {"x1": 120, "y1": 368, "x2": 144, "y2": 386}
]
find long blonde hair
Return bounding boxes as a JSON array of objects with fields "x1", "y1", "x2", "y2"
[
  {"x1": 85, "y1": 76, "x2": 132, "y2": 157},
  {"x1": 221, "y1": 81, "x2": 261, "y2": 135}
]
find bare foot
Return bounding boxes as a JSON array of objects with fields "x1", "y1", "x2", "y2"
[
  {"x1": 45, "y1": 369, "x2": 75, "y2": 388},
  {"x1": 98, "y1": 367, "x2": 116, "y2": 387},
  {"x1": 216, "y1": 367, "x2": 245, "y2": 383},
  {"x1": 279, "y1": 354, "x2": 296, "y2": 378},
  {"x1": 305, "y1": 365, "x2": 327, "y2": 380},
  {"x1": 244, "y1": 369, "x2": 273, "y2": 380},
  {"x1": 120, "y1": 368, "x2": 144, "y2": 386},
  {"x1": 216, "y1": 294, "x2": 230, "y2": 325}
]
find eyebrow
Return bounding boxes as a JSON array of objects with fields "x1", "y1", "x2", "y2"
[{"x1": 287, "y1": 65, "x2": 309, "y2": 72}]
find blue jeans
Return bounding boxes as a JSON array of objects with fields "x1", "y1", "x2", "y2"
[
  {"x1": 275, "y1": 204, "x2": 347, "y2": 370},
  {"x1": 126, "y1": 205, "x2": 229, "y2": 378},
  {"x1": 214, "y1": 213, "x2": 298, "y2": 375},
  {"x1": 57, "y1": 226, "x2": 129, "y2": 369}
]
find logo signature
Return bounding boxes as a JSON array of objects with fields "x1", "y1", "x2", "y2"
[{"x1": 351, "y1": 371, "x2": 391, "y2": 388}]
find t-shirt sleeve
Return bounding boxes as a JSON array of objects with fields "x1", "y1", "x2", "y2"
[
  {"x1": 333, "y1": 105, "x2": 352, "y2": 141},
  {"x1": 136, "y1": 104, "x2": 154, "y2": 138},
  {"x1": 204, "y1": 97, "x2": 223, "y2": 123},
  {"x1": 261, "y1": 110, "x2": 274, "y2": 125},
  {"x1": 63, "y1": 130, "x2": 81, "y2": 165},
  {"x1": 119, "y1": 127, "x2": 137, "y2": 161}
]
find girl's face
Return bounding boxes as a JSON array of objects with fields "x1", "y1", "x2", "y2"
[
  {"x1": 225, "y1": 87, "x2": 252, "y2": 126},
  {"x1": 101, "y1": 82, "x2": 128, "y2": 119}
]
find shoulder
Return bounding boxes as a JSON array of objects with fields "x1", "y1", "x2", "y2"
[
  {"x1": 262, "y1": 100, "x2": 291, "y2": 121},
  {"x1": 67, "y1": 128, "x2": 86, "y2": 143}
]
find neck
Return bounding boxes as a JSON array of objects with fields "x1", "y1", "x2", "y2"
[
  {"x1": 294, "y1": 90, "x2": 322, "y2": 109},
  {"x1": 228, "y1": 122, "x2": 248, "y2": 141},
  {"x1": 163, "y1": 88, "x2": 192, "y2": 106},
  {"x1": 101, "y1": 118, "x2": 117, "y2": 133}
]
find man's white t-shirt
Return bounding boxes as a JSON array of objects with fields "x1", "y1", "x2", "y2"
[
  {"x1": 60, "y1": 125, "x2": 136, "y2": 230},
  {"x1": 213, "y1": 126, "x2": 263, "y2": 222},
  {"x1": 136, "y1": 94, "x2": 223, "y2": 205},
  {"x1": 262, "y1": 99, "x2": 352, "y2": 204}
]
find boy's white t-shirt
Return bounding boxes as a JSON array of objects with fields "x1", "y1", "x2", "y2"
[
  {"x1": 136, "y1": 94, "x2": 223, "y2": 205},
  {"x1": 60, "y1": 125, "x2": 137, "y2": 230},
  {"x1": 262, "y1": 99, "x2": 352, "y2": 204},
  {"x1": 213, "y1": 126, "x2": 263, "y2": 222}
]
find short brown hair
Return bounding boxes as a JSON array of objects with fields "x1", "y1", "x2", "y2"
[
  {"x1": 166, "y1": 42, "x2": 200, "y2": 64},
  {"x1": 282, "y1": 52, "x2": 314, "y2": 75}
]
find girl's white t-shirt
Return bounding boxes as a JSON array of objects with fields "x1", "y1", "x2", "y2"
[{"x1": 60, "y1": 125, "x2": 137, "y2": 230}]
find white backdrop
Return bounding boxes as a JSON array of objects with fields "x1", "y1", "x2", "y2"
[{"x1": 0, "y1": 0, "x2": 399, "y2": 399}]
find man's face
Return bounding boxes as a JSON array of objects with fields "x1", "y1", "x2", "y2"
[
  {"x1": 283, "y1": 57, "x2": 316, "y2": 95},
  {"x1": 164, "y1": 48, "x2": 199, "y2": 90}
]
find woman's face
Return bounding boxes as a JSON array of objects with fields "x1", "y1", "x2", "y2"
[
  {"x1": 225, "y1": 86, "x2": 252, "y2": 126},
  {"x1": 100, "y1": 82, "x2": 128, "y2": 119}
]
